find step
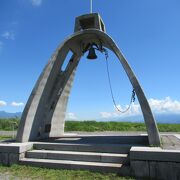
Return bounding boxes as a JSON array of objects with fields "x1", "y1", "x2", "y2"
[
  {"x1": 33, "y1": 142, "x2": 133, "y2": 154},
  {"x1": 26, "y1": 150, "x2": 129, "y2": 164},
  {"x1": 19, "y1": 158, "x2": 131, "y2": 174},
  {"x1": 47, "y1": 135, "x2": 148, "y2": 145}
]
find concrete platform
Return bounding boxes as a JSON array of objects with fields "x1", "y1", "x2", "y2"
[
  {"x1": 17, "y1": 135, "x2": 144, "y2": 175},
  {"x1": 33, "y1": 142, "x2": 133, "y2": 154},
  {"x1": 0, "y1": 142, "x2": 33, "y2": 165},
  {"x1": 39, "y1": 134, "x2": 149, "y2": 144},
  {"x1": 1, "y1": 133, "x2": 180, "y2": 179}
]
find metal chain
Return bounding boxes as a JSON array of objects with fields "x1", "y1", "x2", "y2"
[{"x1": 103, "y1": 48, "x2": 136, "y2": 113}]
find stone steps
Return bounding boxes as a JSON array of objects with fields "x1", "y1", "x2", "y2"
[
  {"x1": 18, "y1": 142, "x2": 132, "y2": 174},
  {"x1": 19, "y1": 158, "x2": 130, "y2": 174},
  {"x1": 18, "y1": 139, "x2": 147, "y2": 174},
  {"x1": 33, "y1": 142, "x2": 134, "y2": 154},
  {"x1": 26, "y1": 149, "x2": 129, "y2": 164}
]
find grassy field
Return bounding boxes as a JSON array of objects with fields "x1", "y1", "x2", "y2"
[
  {"x1": 0, "y1": 118, "x2": 19, "y2": 131},
  {"x1": 0, "y1": 136, "x2": 11, "y2": 140},
  {"x1": 0, "y1": 119, "x2": 180, "y2": 132},
  {"x1": 65, "y1": 121, "x2": 180, "y2": 132},
  {"x1": 0, "y1": 120, "x2": 179, "y2": 179},
  {"x1": 0, "y1": 165, "x2": 134, "y2": 180}
]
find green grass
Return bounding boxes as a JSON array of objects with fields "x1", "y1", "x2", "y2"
[
  {"x1": 65, "y1": 121, "x2": 180, "y2": 132},
  {"x1": 0, "y1": 118, "x2": 19, "y2": 131},
  {"x1": 0, "y1": 136, "x2": 11, "y2": 140},
  {"x1": 157, "y1": 123, "x2": 180, "y2": 132},
  {"x1": 0, "y1": 119, "x2": 180, "y2": 132},
  {"x1": 0, "y1": 165, "x2": 134, "y2": 180}
]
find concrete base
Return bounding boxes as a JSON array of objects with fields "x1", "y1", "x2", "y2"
[
  {"x1": 130, "y1": 146, "x2": 180, "y2": 180},
  {"x1": 0, "y1": 142, "x2": 33, "y2": 166},
  {"x1": 0, "y1": 134, "x2": 180, "y2": 179},
  {"x1": 19, "y1": 135, "x2": 138, "y2": 175}
]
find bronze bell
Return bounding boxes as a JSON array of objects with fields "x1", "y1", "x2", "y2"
[{"x1": 87, "y1": 46, "x2": 97, "y2": 60}]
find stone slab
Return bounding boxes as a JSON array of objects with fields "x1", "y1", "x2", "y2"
[
  {"x1": 20, "y1": 158, "x2": 130, "y2": 174},
  {"x1": 34, "y1": 142, "x2": 133, "y2": 153},
  {"x1": 26, "y1": 149, "x2": 129, "y2": 164},
  {"x1": 174, "y1": 134, "x2": 180, "y2": 140},
  {"x1": 0, "y1": 153, "x2": 9, "y2": 165},
  {"x1": 0, "y1": 142, "x2": 33, "y2": 153},
  {"x1": 130, "y1": 146, "x2": 180, "y2": 162},
  {"x1": 131, "y1": 160, "x2": 149, "y2": 178},
  {"x1": 149, "y1": 161, "x2": 180, "y2": 180},
  {"x1": 131, "y1": 160, "x2": 180, "y2": 180}
]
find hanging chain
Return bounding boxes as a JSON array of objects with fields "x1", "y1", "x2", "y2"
[{"x1": 103, "y1": 48, "x2": 136, "y2": 113}]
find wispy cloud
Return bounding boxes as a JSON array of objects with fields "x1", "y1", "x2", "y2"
[
  {"x1": 100, "y1": 97, "x2": 180, "y2": 118},
  {"x1": 66, "y1": 112, "x2": 77, "y2": 120},
  {"x1": 11, "y1": 102, "x2": 24, "y2": 107},
  {"x1": 1, "y1": 31, "x2": 15, "y2": 40},
  {"x1": 0, "y1": 100, "x2": 7, "y2": 107},
  {"x1": 149, "y1": 97, "x2": 180, "y2": 113},
  {"x1": 30, "y1": 0, "x2": 42, "y2": 7}
]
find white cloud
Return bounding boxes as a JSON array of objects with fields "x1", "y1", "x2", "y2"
[
  {"x1": 11, "y1": 102, "x2": 24, "y2": 107},
  {"x1": 1, "y1": 31, "x2": 15, "y2": 40},
  {"x1": 100, "y1": 103, "x2": 141, "y2": 119},
  {"x1": 100, "y1": 97, "x2": 180, "y2": 118},
  {"x1": 0, "y1": 100, "x2": 7, "y2": 107},
  {"x1": 30, "y1": 0, "x2": 42, "y2": 6},
  {"x1": 100, "y1": 112, "x2": 120, "y2": 118},
  {"x1": 100, "y1": 112, "x2": 114, "y2": 118},
  {"x1": 66, "y1": 112, "x2": 77, "y2": 120},
  {"x1": 149, "y1": 97, "x2": 180, "y2": 114}
]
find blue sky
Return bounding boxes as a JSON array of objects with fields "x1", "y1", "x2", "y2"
[{"x1": 0, "y1": 0, "x2": 180, "y2": 120}]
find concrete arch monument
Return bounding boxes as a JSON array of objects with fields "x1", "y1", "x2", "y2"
[{"x1": 16, "y1": 13, "x2": 161, "y2": 146}]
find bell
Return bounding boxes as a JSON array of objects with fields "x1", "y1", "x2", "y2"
[{"x1": 87, "y1": 46, "x2": 97, "y2": 60}]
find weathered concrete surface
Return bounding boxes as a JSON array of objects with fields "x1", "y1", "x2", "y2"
[
  {"x1": 130, "y1": 146, "x2": 180, "y2": 179},
  {"x1": 162, "y1": 134, "x2": 180, "y2": 150},
  {"x1": 39, "y1": 135, "x2": 149, "y2": 144},
  {"x1": 131, "y1": 160, "x2": 180, "y2": 180},
  {"x1": 131, "y1": 160, "x2": 149, "y2": 177},
  {"x1": 20, "y1": 158, "x2": 130, "y2": 174},
  {"x1": 20, "y1": 134, "x2": 134, "y2": 175},
  {"x1": 74, "y1": 13, "x2": 106, "y2": 32},
  {"x1": 1, "y1": 134, "x2": 180, "y2": 178},
  {"x1": 0, "y1": 142, "x2": 33, "y2": 165},
  {"x1": 34, "y1": 142, "x2": 132, "y2": 154},
  {"x1": 130, "y1": 146, "x2": 180, "y2": 162},
  {"x1": 149, "y1": 161, "x2": 180, "y2": 180},
  {"x1": 0, "y1": 142, "x2": 33, "y2": 153},
  {"x1": 16, "y1": 13, "x2": 160, "y2": 146},
  {"x1": 26, "y1": 149, "x2": 129, "y2": 164}
]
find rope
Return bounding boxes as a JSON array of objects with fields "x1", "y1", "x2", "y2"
[{"x1": 103, "y1": 48, "x2": 136, "y2": 113}]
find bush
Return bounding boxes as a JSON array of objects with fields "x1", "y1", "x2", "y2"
[{"x1": 0, "y1": 118, "x2": 19, "y2": 131}]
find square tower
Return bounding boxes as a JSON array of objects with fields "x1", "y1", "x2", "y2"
[{"x1": 74, "y1": 13, "x2": 106, "y2": 32}]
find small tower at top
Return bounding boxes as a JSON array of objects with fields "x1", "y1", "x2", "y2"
[{"x1": 74, "y1": 13, "x2": 106, "y2": 32}]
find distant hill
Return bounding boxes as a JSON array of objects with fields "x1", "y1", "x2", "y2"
[
  {"x1": 0, "y1": 111, "x2": 180, "y2": 124},
  {"x1": 154, "y1": 114, "x2": 180, "y2": 124},
  {"x1": 0, "y1": 111, "x2": 22, "y2": 118},
  {"x1": 98, "y1": 113, "x2": 180, "y2": 124}
]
